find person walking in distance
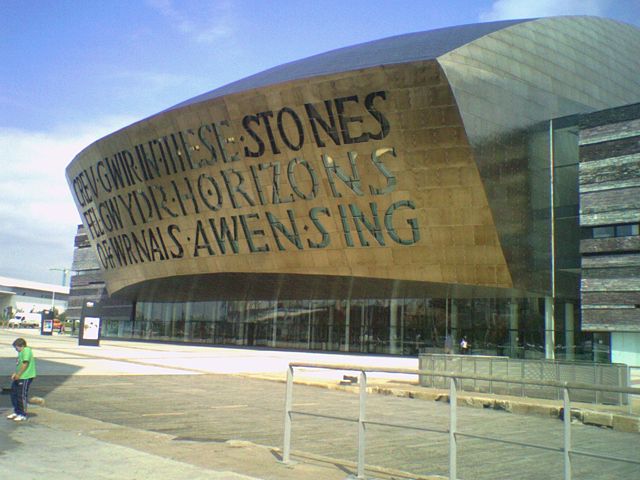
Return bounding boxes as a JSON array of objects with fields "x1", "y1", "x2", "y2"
[
  {"x1": 7, "y1": 338, "x2": 36, "y2": 422},
  {"x1": 460, "y1": 336, "x2": 470, "y2": 355}
]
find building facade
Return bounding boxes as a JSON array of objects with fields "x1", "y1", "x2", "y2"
[
  {"x1": 0, "y1": 276, "x2": 69, "y2": 320},
  {"x1": 66, "y1": 17, "x2": 640, "y2": 361},
  {"x1": 578, "y1": 103, "x2": 640, "y2": 366},
  {"x1": 66, "y1": 225, "x2": 133, "y2": 327}
]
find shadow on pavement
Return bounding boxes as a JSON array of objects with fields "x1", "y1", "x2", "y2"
[{"x1": 0, "y1": 358, "x2": 82, "y2": 410}]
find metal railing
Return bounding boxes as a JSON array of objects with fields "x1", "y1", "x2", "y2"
[{"x1": 282, "y1": 362, "x2": 640, "y2": 480}]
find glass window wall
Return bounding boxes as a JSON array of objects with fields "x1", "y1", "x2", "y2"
[{"x1": 114, "y1": 296, "x2": 591, "y2": 360}]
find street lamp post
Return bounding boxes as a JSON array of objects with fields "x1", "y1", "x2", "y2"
[
  {"x1": 49, "y1": 268, "x2": 70, "y2": 286},
  {"x1": 49, "y1": 267, "x2": 72, "y2": 328}
]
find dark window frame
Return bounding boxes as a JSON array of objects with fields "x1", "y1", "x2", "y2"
[{"x1": 586, "y1": 223, "x2": 640, "y2": 239}]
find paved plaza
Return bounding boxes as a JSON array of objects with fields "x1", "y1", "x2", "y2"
[{"x1": 0, "y1": 329, "x2": 638, "y2": 479}]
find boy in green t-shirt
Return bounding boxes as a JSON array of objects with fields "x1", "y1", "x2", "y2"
[{"x1": 7, "y1": 338, "x2": 36, "y2": 422}]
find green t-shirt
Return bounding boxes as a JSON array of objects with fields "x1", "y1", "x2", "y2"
[{"x1": 16, "y1": 346, "x2": 36, "y2": 379}]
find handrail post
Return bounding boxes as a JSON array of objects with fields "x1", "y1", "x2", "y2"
[
  {"x1": 627, "y1": 365, "x2": 632, "y2": 414},
  {"x1": 450, "y1": 376, "x2": 457, "y2": 480},
  {"x1": 489, "y1": 358, "x2": 493, "y2": 394},
  {"x1": 563, "y1": 386, "x2": 571, "y2": 480},
  {"x1": 473, "y1": 356, "x2": 477, "y2": 391},
  {"x1": 358, "y1": 370, "x2": 367, "y2": 479},
  {"x1": 621, "y1": 366, "x2": 625, "y2": 408},
  {"x1": 283, "y1": 364, "x2": 293, "y2": 464}
]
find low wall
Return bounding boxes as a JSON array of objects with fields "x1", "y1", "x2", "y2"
[{"x1": 419, "y1": 353, "x2": 630, "y2": 405}]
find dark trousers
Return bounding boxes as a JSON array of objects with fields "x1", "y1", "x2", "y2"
[{"x1": 11, "y1": 378, "x2": 33, "y2": 416}]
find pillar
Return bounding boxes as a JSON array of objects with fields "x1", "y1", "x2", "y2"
[
  {"x1": 307, "y1": 302, "x2": 313, "y2": 349},
  {"x1": 328, "y1": 303, "x2": 334, "y2": 350},
  {"x1": 564, "y1": 303, "x2": 574, "y2": 361},
  {"x1": 450, "y1": 301, "x2": 458, "y2": 343},
  {"x1": 361, "y1": 302, "x2": 366, "y2": 353},
  {"x1": 272, "y1": 302, "x2": 278, "y2": 348},
  {"x1": 400, "y1": 302, "x2": 405, "y2": 354},
  {"x1": 389, "y1": 299, "x2": 399, "y2": 354},
  {"x1": 545, "y1": 296, "x2": 555, "y2": 360},
  {"x1": 344, "y1": 299, "x2": 351, "y2": 352},
  {"x1": 509, "y1": 300, "x2": 519, "y2": 358}
]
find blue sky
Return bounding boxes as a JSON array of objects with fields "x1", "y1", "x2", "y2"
[{"x1": 1, "y1": 0, "x2": 639, "y2": 284}]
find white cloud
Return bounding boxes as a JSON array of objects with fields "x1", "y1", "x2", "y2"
[
  {"x1": 480, "y1": 0, "x2": 611, "y2": 21},
  {"x1": 0, "y1": 116, "x2": 136, "y2": 283},
  {"x1": 146, "y1": 0, "x2": 236, "y2": 44}
]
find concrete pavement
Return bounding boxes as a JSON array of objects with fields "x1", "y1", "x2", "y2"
[
  {"x1": 0, "y1": 328, "x2": 638, "y2": 479},
  {"x1": 0, "y1": 329, "x2": 421, "y2": 480},
  {"x1": 0, "y1": 410, "x2": 259, "y2": 480}
]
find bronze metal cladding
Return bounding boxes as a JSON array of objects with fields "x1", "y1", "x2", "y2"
[
  {"x1": 66, "y1": 61, "x2": 510, "y2": 296},
  {"x1": 66, "y1": 16, "x2": 640, "y2": 299}
]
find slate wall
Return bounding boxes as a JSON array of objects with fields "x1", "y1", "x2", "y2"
[{"x1": 579, "y1": 103, "x2": 640, "y2": 331}]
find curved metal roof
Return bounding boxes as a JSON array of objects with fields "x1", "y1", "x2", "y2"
[{"x1": 169, "y1": 18, "x2": 530, "y2": 111}]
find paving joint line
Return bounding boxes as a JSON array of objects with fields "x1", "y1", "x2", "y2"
[{"x1": 33, "y1": 346, "x2": 215, "y2": 374}]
